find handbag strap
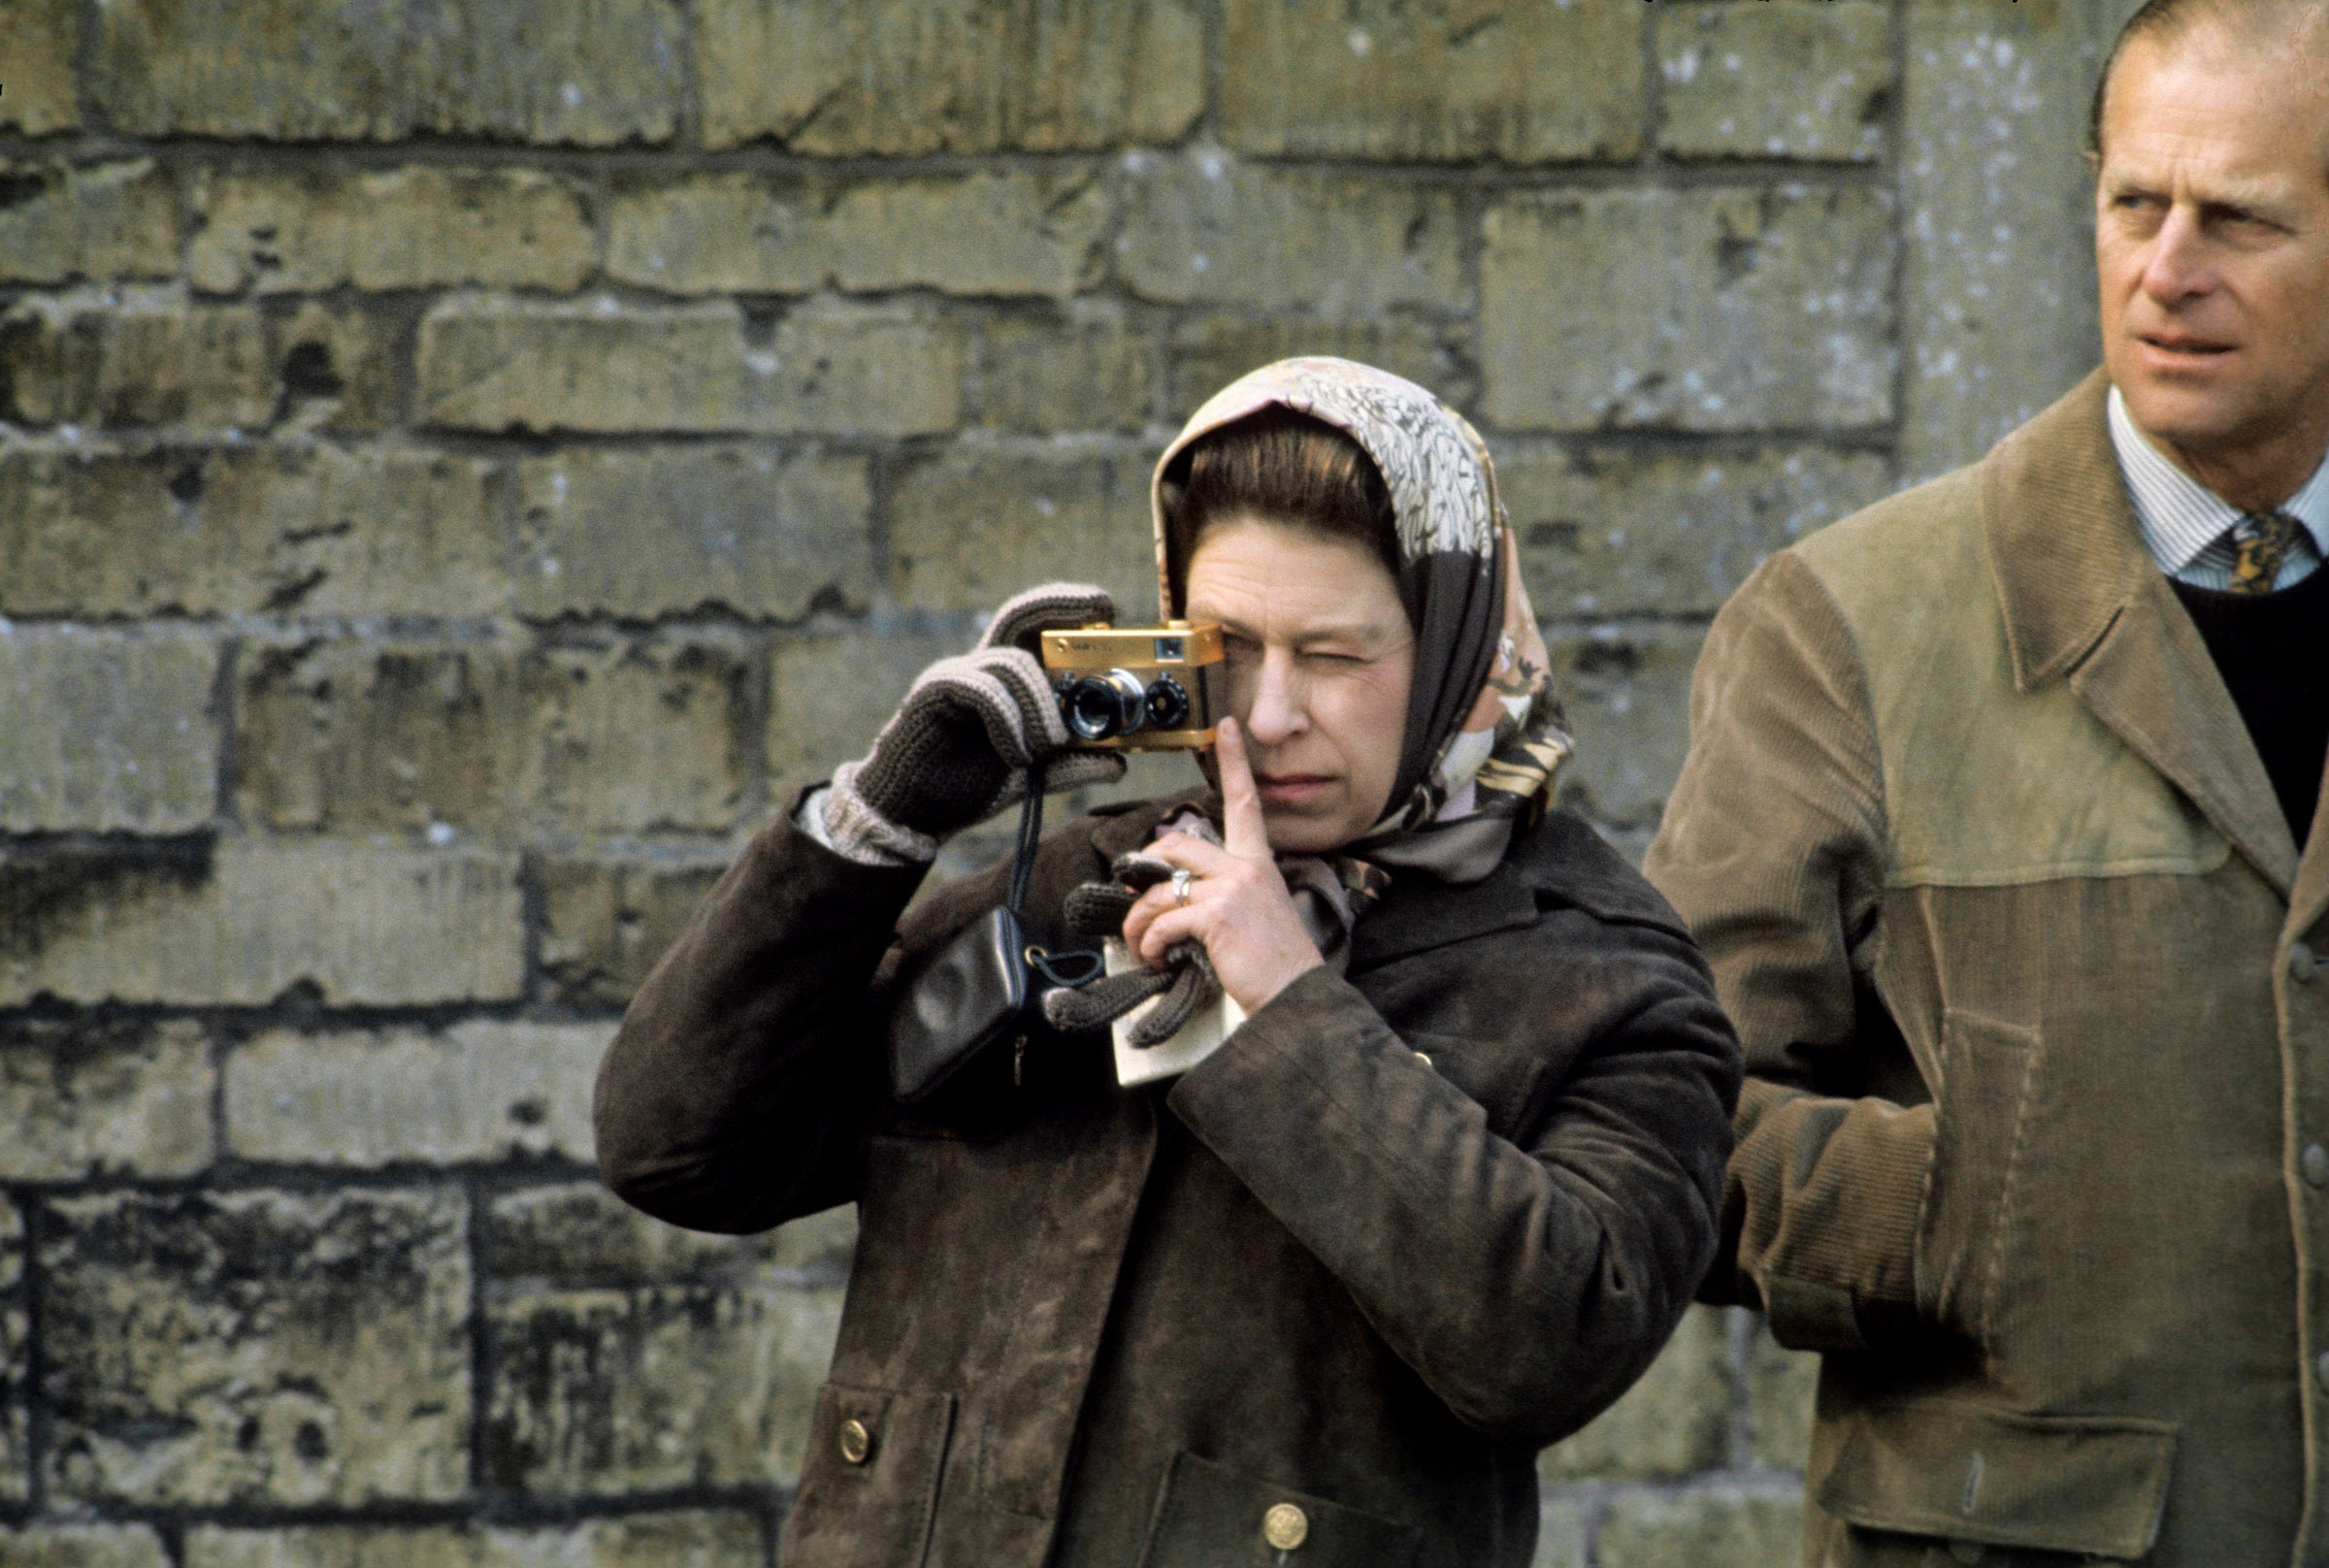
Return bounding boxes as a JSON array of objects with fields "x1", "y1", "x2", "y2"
[
  {"x1": 1005, "y1": 759, "x2": 1046, "y2": 916},
  {"x1": 1005, "y1": 762, "x2": 1105, "y2": 991}
]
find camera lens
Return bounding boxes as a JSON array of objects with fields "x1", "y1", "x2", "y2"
[
  {"x1": 1143, "y1": 673, "x2": 1190, "y2": 731},
  {"x1": 1063, "y1": 670, "x2": 1148, "y2": 740}
]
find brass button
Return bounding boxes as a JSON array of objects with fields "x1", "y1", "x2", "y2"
[
  {"x1": 2294, "y1": 942, "x2": 2320, "y2": 984},
  {"x1": 837, "y1": 1418, "x2": 872, "y2": 1465},
  {"x1": 1263, "y1": 1503, "x2": 1309, "y2": 1552},
  {"x1": 1413, "y1": 1051, "x2": 1433, "y2": 1070},
  {"x1": 2306, "y1": 1145, "x2": 2329, "y2": 1190}
]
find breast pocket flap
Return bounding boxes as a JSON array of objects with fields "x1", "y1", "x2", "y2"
[{"x1": 1816, "y1": 1398, "x2": 2176, "y2": 1561}]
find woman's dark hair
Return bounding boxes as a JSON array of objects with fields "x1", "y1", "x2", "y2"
[{"x1": 1159, "y1": 407, "x2": 1402, "y2": 614}]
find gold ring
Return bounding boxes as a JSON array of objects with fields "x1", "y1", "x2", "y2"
[{"x1": 1170, "y1": 867, "x2": 1194, "y2": 907}]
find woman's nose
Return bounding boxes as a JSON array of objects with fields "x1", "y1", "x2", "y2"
[{"x1": 1241, "y1": 651, "x2": 1308, "y2": 744}]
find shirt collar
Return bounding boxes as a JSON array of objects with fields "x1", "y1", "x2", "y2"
[{"x1": 2107, "y1": 382, "x2": 2329, "y2": 571}]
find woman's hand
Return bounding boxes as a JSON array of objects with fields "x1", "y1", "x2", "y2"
[
  {"x1": 821, "y1": 582, "x2": 1125, "y2": 862},
  {"x1": 1122, "y1": 717, "x2": 1325, "y2": 1013}
]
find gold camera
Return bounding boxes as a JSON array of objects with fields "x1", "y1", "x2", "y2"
[{"x1": 1039, "y1": 621, "x2": 1227, "y2": 750}]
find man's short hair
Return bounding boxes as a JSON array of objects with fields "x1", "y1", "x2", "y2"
[{"x1": 2088, "y1": 0, "x2": 2329, "y2": 157}]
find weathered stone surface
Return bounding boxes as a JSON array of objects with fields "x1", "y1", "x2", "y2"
[
  {"x1": 1532, "y1": 1500, "x2": 1587, "y2": 1568},
  {"x1": 1220, "y1": 0, "x2": 1644, "y2": 162},
  {"x1": 1118, "y1": 155, "x2": 1467, "y2": 310},
  {"x1": 973, "y1": 304, "x2": 1158, "y2": 433},
  {"x1": 92, "y1": 0, "x2": 684, "y2": 145},
  {"x1": 0, "y1": 840, "x2": 526, "y2": 1005},
  {"x1": 0, "y1": 1017, "x2": 214, "y2": 1181},
  {"x1": 1543, "y1": 623, "x2": 1704, "y2": 831},
  {"x1": 483, "y1": 1183, "x2": 855, "y2": 1288},
  {"x1": 1901, "y1": 0, "x2": 2125, "y2": 480},
  {"x1": 189, "y1": 443, "x2": 507, "y2": 614},
  {"x1": 189, "y1": 167, "x2": 594, "y2": 295},
  {"x1": 0, "y1": 441, "x2": 507, "y2": 619},
  {"x1": 0, "y1": 290, "x2": 397, "y2": 431},
  {"x1": 698, "y1": 0, "x2": 1202, "y2": 152},
  {"x1": 1749, "y1": 1317, "x2": 1821, "y2": 1472},
  {"x1": 737, "y1": 300, "x2": 967, "y2": 438},
  {"x1": 1658, "y1": 1, "x2": 1894, "y2": 161},
  {"x1": 236, "y1": 633, "x2": 753, "y2": 836},
  {"x1": 418, "y1": 296, "x2": 962, "y2": 437},
  {"x1": 607, "y1": 169, "x2": 1109, "y2": 298},
  {"x1": 539, "y1": 856, "x2": 728, "y2": 1006},
  {"x1": 1, "y1": 1199, "x2": 23, "y2": 1502},
  {"x1": 1501, "y1": 442, "x2": 1893, "y2": 619},
  {"x1": 511, "y1": 446, "x2": 874, "y2": 619},
  {"x1": 417, "y1": 296, "x2": 738, "y2": 434},
  {"x1": 0, "y1": 625, "x2": 220, "y2": 833},
  {"x1": 43, "y1": 1188, "x2": 470, "y2": 1506},
  {"x1": 887, "y1": 440, "x2": 1163, "y2": 614},
  {"x1": 225, "y1": 1022, "x2": 607, "y2": 1168},
  {"x1": 1541, "y1": 1304, "x2": 1732, "y2": 1481},
  {"x1": 1481, "y1": 187, "x2": 1895, "y2": 432},
  {"x1": 487, "y1": 1279, "x2": 842, "y2": 1494},
  {"x1": 483, "y1": 1183, "x2": 846, "y2": 1493},
  {"x1": 1595, "y1": 1491, "x2": 1805, "y2": 1568},
  {"x1": 0, "y1": 1526, "x2": 169, "y2": 1568},
  {"x1": 185, "y1": 1514, "x2": 762, "y2": 1568},
  {"x1": 0, "y1": 160, "x2": 178, "y2": 283},
  {"x1": 1169, "y1": 313, "x2": 1469, "y2": 421},
  {"x1": 0, "y1": 0, "x2": 77, "y2": 132}
]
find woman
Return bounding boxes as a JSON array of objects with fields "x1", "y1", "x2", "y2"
[{"x1": 595, "y1": 359, "x2": 1740, "y2": 1568}]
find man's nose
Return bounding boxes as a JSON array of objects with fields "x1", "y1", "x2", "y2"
[{"x1": 2139, "y1": 205, "x2": 2215, "y2": 304}]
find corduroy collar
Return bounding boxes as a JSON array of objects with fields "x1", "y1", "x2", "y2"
[{"x1": 1979, "y1": 368, "x2": 2155, "y2": 693}]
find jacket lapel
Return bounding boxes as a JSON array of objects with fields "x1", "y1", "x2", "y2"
[{"x1": 1983, "y1": 370, "x2": 2300, "y2": 897}]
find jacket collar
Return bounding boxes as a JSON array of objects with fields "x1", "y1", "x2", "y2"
[{"x1": 1982, "y1": 368, "x2": 2301, "y2": 894}]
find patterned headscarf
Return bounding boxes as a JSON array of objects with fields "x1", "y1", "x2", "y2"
[{"x1": 1153, "y1": 356, "x2": 1572, "y2": 898}]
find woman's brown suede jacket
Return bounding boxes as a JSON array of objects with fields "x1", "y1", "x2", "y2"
[{"x1": 594, "y1": 792, "x2": 1740, "y2": 1568}]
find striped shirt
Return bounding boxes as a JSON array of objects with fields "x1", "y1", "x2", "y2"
[{"x1": 2107, "y1": 383, "x2": 2329, "y2": 591}]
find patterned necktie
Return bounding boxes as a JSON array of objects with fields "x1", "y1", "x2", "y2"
[{"x1": 2228, "y1": 510, "x2": 2303, "y2": 595}]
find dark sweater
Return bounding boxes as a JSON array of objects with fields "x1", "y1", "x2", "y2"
[{"x1": 2172, "y1": 567, "x2": 2329, "y2": 848}]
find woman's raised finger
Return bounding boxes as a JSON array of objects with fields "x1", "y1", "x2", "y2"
[{"x1": 1213, "y1": 717, "x2": 1273, "y2": 861}]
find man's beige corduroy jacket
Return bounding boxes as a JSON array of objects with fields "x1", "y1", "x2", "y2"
[{"x1": 1646, "y1": 370, "x2": 2329, "y2": 1567}]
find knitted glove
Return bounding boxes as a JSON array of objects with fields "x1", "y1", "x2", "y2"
[
  {"x1": 1040, "y1": 851, "x2": 1224, "y2": 1047},
  {"x1": 976, "y1": 581, "x2": 1116, "y2": 656},
  {"x1": 818, "y1": 584, "x2": 1127, "y2": 865}
]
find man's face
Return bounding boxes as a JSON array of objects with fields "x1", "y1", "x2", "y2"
[{"x1": 2096, "y1": 30, "x2": 2329, "y2": 487}]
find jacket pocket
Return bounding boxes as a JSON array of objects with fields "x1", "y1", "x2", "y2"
[
  {"x1": 1816, "y1": 1397, "x2": 2176, "y2": 1560},
  {"x1": 1916, "y1": 1008, "x2": 2040, "y2": 1348},
  {"x1": 777, "y1": 1382, "x2": 956, "y2": 1568},
  {"x1": 1135, "y1": 1451, "x2": 1422, "y2": 1568}
]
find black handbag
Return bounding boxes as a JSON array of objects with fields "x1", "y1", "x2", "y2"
[{"x1": 886, "y1": 765, "x2": 1099, "y2": 1103}]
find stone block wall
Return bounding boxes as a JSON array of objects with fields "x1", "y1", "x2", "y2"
[{"x1": 0, "y1": 2, "x2": 2136, "y2": 1564}]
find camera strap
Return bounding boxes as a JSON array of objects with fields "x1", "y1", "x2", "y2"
[{"x1": 1013, "y1": 761, "x2": 1104, "y2": 991}]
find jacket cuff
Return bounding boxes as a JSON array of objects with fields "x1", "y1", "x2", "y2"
[
  {"x1": 803, "y1": 771, "x2": 939, "y2": 867},
  {"x1": 1167, "y1": 965, "x2": 1387, "y2": 1126},
  {"x1": 1730, "y1": 1089, "x2": 1932, "y2": 1354}
]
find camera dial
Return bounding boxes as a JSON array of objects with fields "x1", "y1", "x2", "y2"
[{"x1": 1143, "y1": 673, "x2": 1191, "y2": 731}]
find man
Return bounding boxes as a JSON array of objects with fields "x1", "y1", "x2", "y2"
[{"x1": 1645, "y1": 1, "x2": 2329, "y2": 1562}]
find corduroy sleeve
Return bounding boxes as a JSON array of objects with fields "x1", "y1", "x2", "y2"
[{"x1": 1643, "y1": 550, "x2": 1933, "y2": 1354}]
